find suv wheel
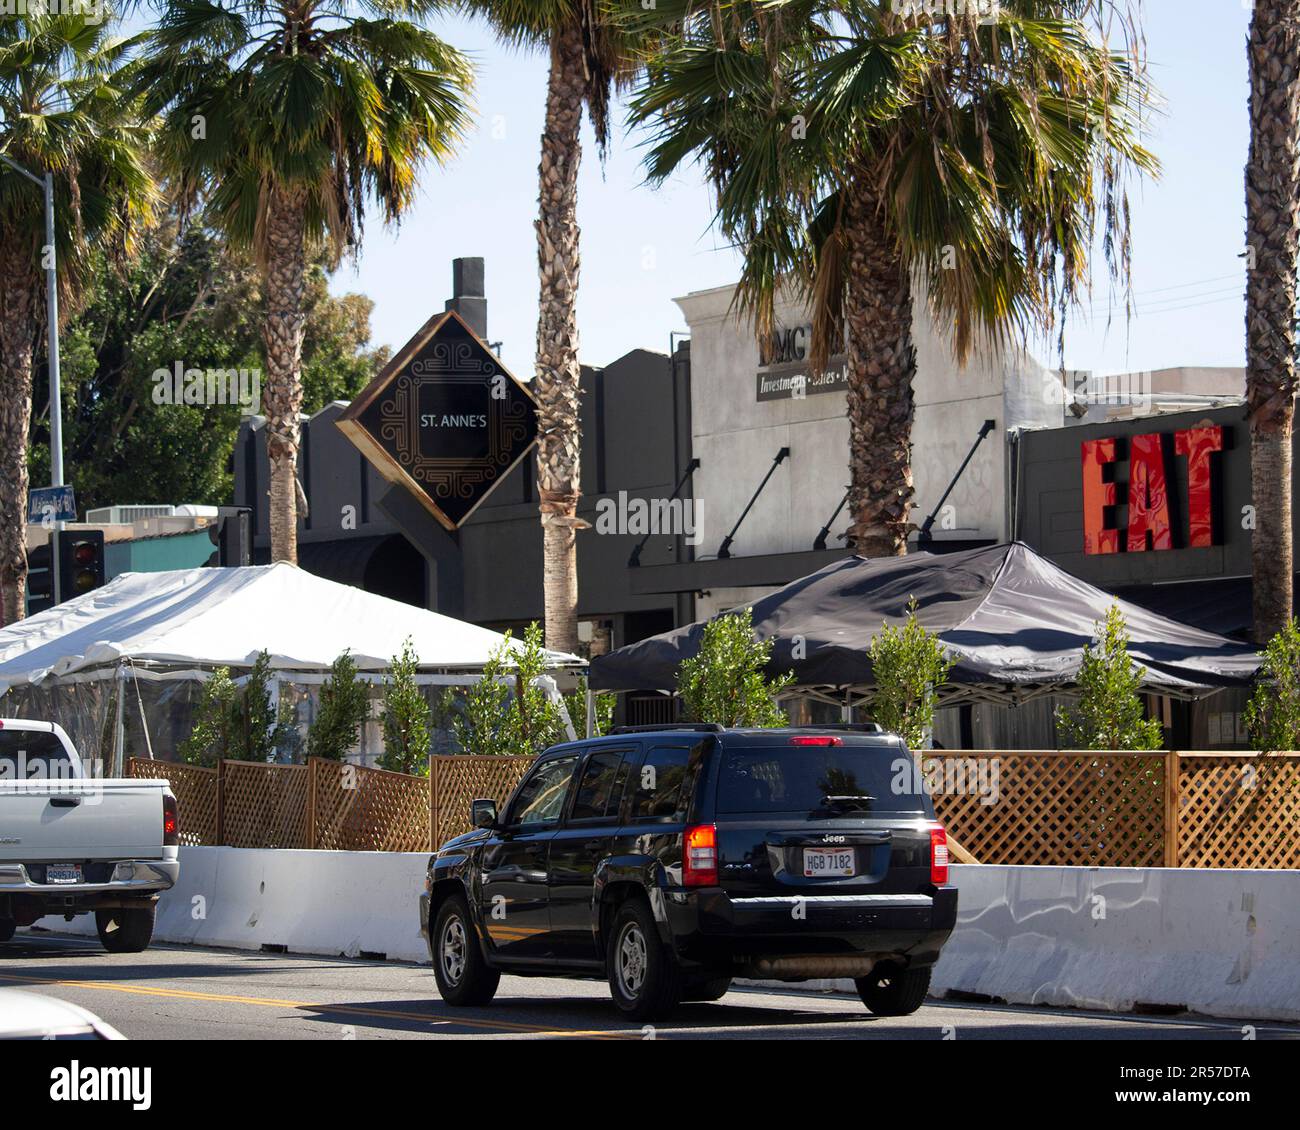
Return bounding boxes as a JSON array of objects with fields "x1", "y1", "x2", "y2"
[
  {"x1": 96, "y1": 904, "x2": 156, "y2": 954},
  {"x1": 607, "y1": 898, "x2": 681, "y2": 1021},
  {"x1": 855, "y1": 963, "x2": 931, "y2": 1017},
  {"x1": 432, "y1": 895, "x2": 500, "y2": 1007}
]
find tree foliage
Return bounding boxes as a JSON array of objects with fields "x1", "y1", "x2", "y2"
[
  {"x1": 179, "y1": 650, "x2": 293, "y2": 766},
  {"x1": 454, "y1": 623, "x2": 574, "y2": 759},
  {"x1": 379, "y1": 637, "x2": 432, "y2": 775},
  {"x1": 31, "y1": 203, "x2": 389, "y2": 513},
  {"x1": 677, "y1": 608, "x2": 792, "y2": 727},
  {"x1": 866, "y1": 602, "x2": 953, "y2": 749},
  {"x1": 1056, "y1": 605, "x2": 1164, "y2": 751},
  {"x1": 307, "y1": 651, "x2": 372, "y2": 762},
  {"x1": 1244, "y1": 619, "x2": 1300, "y2": 752}
]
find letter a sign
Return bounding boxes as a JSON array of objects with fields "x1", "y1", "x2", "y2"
[{"x1": 336, "y1": 311, "x2": 538, "y2": 530}]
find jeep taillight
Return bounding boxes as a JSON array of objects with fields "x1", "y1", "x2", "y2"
[
  {"x1": 163, "y1": 794, "x2": 179, "y2": 847},
  {"x1": 930, "y1": 827, "x2": 949, "y2": 885},
  {"x1": 684, "y1": 823, "x2": 717, "y2": 887}
]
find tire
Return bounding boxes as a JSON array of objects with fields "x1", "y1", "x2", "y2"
[
  {"x1": 855, "y1": 963, "x2": 931, "y2": 1017},
  {"x1": 431, "y1": 895, "x2": 500, "y2": 1007},
  {"x1": 606, "y1": 897, "x2": 682, "y2": 1022},
  {"x1": 0, "y1": 919, "x2": 15, "y2": 943},
  {"x1": 95, "y1": 904, "x2": 156, "y2": 954},
  {"x1": 682, "y1": 976, "x2": 731, "y2": 1003}
]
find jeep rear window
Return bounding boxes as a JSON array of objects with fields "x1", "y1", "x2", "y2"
[
  {"x1": 0, "y1": 731, "x2": 73, "y2": 780},
  {"x1": 716, "y1": 743, "x2": 926, "y2": 815}
]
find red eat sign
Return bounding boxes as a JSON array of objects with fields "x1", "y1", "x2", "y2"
[{"x1": 1081, "y1": 426, "x2": 1224, "y2": 555}]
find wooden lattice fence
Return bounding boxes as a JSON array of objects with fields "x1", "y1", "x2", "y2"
[
  {"x1": 430, "y1": 754, "x2": 532, "y2": 846},
  {"x1": 927, "y1": 750, "x2": 1300, "y2": 869},
  {"x1": 130, "y1": 750, "x2": 1300, "y2": 867},
  {"x1": 310, "y1": 759, "x2": 431, "y2": 853},
  {"x1": 127, "y1": 759, "x2": 220, "y2": 846}
]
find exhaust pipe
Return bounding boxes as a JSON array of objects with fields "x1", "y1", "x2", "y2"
[{"x1": 747, "y1": 954, "x2": 882, "y2": 980}]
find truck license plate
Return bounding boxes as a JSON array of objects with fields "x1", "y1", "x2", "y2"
[
  {"x1": 803, "y1": 848, "x2": 855, "y2": 877},
  {"x1": 46, "y1": 864, "x2": 83, "y2": 884}
]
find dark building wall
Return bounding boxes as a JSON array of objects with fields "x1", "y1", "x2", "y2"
[{"x1": 233, "y1": 345, "x2": 694, "y2": 645}]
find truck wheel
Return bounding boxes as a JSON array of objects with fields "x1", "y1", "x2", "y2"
[
  {"x1": 682, "y1": 976, "x2": 731, "y2": 1003},
  {"x1": 96, "y1": 905, "x2": 156, "y2": 954},
  {"x1": 855, "y1": 963, "x2": 931, "y2": 1017},
  {"x1": 0, "y1": 919, "x2": 14, "y2": 943},
  {"x1": 606, "y1": 897, "x2": 681, "y2": 1022},
  {"x1": 432, "y1": 895, "x2": 499, "y2": 1007}
]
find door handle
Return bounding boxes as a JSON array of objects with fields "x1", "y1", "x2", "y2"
[
  {"x1": 583, "y1": 840, "x2": 602, "y2": 851},
  {"x1": 49, "y1": 797, "x2": 80, "y2": 808}
]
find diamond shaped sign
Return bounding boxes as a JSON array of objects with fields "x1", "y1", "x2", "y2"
[{"x1": 336, "y1": 310, "x2": 537, "y2": 531}]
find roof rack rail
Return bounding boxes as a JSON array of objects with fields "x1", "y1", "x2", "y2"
[
  {"x1": 797, "y1": 723, "x2": 884, "y2": 734},
  {"x1": 609, "y1": 723, "x2": 724, "y2": 735}
]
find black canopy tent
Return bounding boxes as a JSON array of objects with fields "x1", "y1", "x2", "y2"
[{"x1": 590, "y1": 543, "x2": 1261, "y2": 706}]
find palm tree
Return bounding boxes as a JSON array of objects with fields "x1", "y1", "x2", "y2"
[
  {"x1": 0, "y1": 11, "x2": 156, "y2": 623},
  {"x1": 1244, "y1": 0, "x2": 1300, "y2": 642},
  {"x1": 630, "y1": 1, "x2": 1157, "y2": 557},
  {"x1": 137, "y1": 0, "x2": 474, "y2": 565},
  {"x1": 459, "y1": 0, "x2": 636, "y2": 654}
]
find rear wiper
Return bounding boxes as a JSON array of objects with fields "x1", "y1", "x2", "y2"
[{"x1": 819, "y1": 793, "x2": 875, "y2": 810}]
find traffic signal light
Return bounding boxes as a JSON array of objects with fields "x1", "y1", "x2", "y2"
[
  {"x1": 26, "y1": 542, "x2": 53, "y2": 616},
  {"x1": 207, "y1": 507, "x2": 251, "y2": 567},
  {"x1": 58, "y1": 530, "x2": 105, "y2": 599}
]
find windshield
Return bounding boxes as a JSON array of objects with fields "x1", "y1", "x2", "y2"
[
  {"x1": 0, "y1": 731, "x2": 74, "y2": 781},
  {"x1": 716, "y1": 743, "x2": 927, "y2": 815}
]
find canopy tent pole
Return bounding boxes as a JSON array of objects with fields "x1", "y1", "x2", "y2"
[
  {"x1": 585, "y1": 687, "x2": 595, "y2": 738},
  {"x1": 112, "y1": 661, "x2": 126, "y2": 777},
  {"x1": 128, "y1": 660, "x2": 156, "y2": 761}
]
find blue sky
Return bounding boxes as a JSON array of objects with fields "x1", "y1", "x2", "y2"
[{"x1": 133, "y1": 3, "x2": 1258, "y2": 381}]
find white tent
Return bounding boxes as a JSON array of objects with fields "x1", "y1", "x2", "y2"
[{"x1": 0, "y1": 563, "x2": 584, "y2": 769}]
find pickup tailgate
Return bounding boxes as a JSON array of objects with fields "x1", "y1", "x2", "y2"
[{"x1": 0, "y1": 780, "x2": 166, "y2": 862}]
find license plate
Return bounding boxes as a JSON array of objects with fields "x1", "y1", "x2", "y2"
[
  {"x1": 46, "y1": 864, "x2": 83, "y2": 885},
  {"x1": 803, "y1": 847, "x2": 855, "y2": 877}
]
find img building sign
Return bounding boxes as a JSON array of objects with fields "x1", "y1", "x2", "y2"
[
  {"x1": 1081, "y1": 425, "x2": 1227, "y2": 555},
  {"x1": 755, "y1": 323, "x2": 848, "y2": 401},
  {"x1": 337, "y1": 310, "x2": 537, "y2": 530}
]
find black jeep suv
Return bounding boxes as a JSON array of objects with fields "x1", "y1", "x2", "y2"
[{"x1": 419, "y1": 724, "x2": 957, "y2": 1020}]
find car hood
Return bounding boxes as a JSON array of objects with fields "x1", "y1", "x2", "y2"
[{"x1": 437, "y1": 828, "x2": 490, "y2": 854}]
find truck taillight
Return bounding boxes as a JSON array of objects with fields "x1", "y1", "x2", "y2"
[
  {"x1": 789, "y1": 735, "x2": 842, "y2": 746},
  {"x1": 163, "y1": 794, "x2": 179, "y2": 846},
  {"x1": 930, "y1": 827, "x2": 949, "y2": 885},
  {"x1": 683, "y1": 823, "x2": 717, "y2": 887}
]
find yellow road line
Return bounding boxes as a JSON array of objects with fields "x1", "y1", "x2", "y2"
[{"x1": 0, "y1": 971, "x2": 636, "y2": 1040}]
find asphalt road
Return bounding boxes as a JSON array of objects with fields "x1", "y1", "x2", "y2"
[{"x1": 2, "y1": 929, "x2": 1297, "y2": 1041}]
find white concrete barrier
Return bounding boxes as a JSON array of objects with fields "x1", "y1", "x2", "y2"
[
  {"x1": 930, "y1": 865, "x2": 1300, "y2": 1023},
  {"x1": 38, "y1": 852, "x2": 1300, "y2": 1022},
  {"x1": 42, "y1": 846, "x2": 432, "y2": 964}
]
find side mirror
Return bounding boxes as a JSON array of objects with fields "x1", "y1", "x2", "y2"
[{"x1": 471, "y1": 798, "x2": 498, "y2": 830}]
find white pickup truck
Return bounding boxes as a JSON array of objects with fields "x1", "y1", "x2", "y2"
[{"x1": 0, "y1": 718, "x2": 179, "y2": 953}]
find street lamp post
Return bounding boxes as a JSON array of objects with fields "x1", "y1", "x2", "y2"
[{"x1": 0, "y1": 155, "x2": 65, "y2": 606}]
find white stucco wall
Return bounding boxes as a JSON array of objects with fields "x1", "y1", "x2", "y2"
[{"x1": 675, "y1": 282, "x2": 1060, "y2": 563}]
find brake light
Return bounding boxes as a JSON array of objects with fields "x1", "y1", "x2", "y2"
[
  {"x1": 683, "y1": 823, "x2": 718, "y2": 887},
  {"x1": 930, "y1": 827, "x2": 949, "y2": 885},
  {"x1": 163, "y1": 794, "x2": 179, "y2": 846},
  {"x1": 789, "y1": 735, "x2": 842, "y2": 746}
]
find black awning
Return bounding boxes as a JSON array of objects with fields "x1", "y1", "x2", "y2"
[{"x1": 590, "y1": 542, "x2": 1260, "y2": 698}]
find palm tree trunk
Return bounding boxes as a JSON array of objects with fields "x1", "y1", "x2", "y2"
[
  {"x1": 262, "y1": 186, "x2": 308, "y2": 565},
  {"x1": 1245, "y1": 0, "x2": 1300, "y2": 642},
  {"x1": 0, "y1": 242, "x2": 37, "y2": 624},
  {"x1": 533, "y1": 22, "x2": 587, "y2": 654},
  {"x1": 841, "y1": 171, "x2": 916, "y2": 557}
]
